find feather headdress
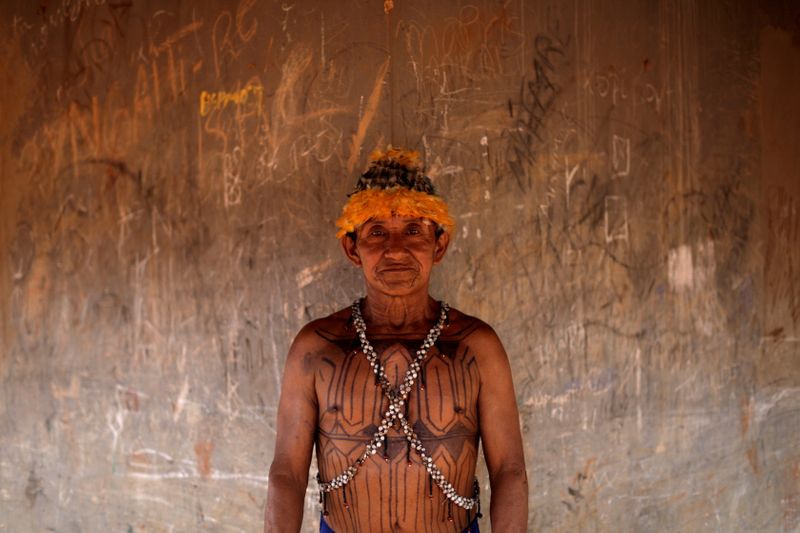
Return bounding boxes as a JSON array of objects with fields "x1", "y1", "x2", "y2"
[{"x1": 335, "y1": 148, "x2": 455, "y2": 238}]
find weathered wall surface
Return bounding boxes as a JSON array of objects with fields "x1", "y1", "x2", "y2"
[{"x1": 1, "y1": 1, "x2": 798, "y2": 531}]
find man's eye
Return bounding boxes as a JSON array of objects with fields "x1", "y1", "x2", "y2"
[
  {"x1": 369, "y1": 229, "x2": 385, "y2": 236},
  {"x1": 407, "y1": 227, "x2": 421, "y2": 235}
]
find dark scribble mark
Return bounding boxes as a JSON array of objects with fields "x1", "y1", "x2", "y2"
[
  {"x1": 505, "y1": 31, "x2": 569, "y2": 191},
  {"x1": 24, "y1": 468, "x2": 42, "y2": 508}
]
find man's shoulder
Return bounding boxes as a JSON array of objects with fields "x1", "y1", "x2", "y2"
[
  {"x1": 444, "y1": 308, "x2": 511, "y2": 386},
  {"x1": 442, "y1": 307, "x2": 503, "y2": 347},
  {"x1": 293, "y1": 306, "x2": 353, "y2": 347}
]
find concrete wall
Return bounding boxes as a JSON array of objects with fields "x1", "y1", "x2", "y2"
[{"x1": 1, "y1": 1, "x2": 798, "y2": 531}]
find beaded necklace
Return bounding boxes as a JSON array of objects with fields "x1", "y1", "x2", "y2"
[{"x1": 317, "y1": 299, "x2": 480, "y2": 521}]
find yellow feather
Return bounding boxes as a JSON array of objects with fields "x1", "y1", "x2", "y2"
[{"x1": 335, "y1": 189, "x2": 455, "y2": 238}]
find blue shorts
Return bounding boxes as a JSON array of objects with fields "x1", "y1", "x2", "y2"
[{"x1": 320, "y1": 515, "x2": 480, "y2": 532}]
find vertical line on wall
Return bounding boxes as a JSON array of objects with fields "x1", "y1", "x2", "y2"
[
  {"x1": 385, "y1": 1, "x2": 395, "y2": 145},
  {"x1": 197, "y1": 109, "x2": 203, "y2": 192},
  {"x1": 660, "y1": 0, "x2": 700, "y2": 338},
  {"x1": 320, "y1": 11, "x2": 326, "y2": 70}
]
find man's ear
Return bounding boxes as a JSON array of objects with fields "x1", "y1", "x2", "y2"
[
  {"x1": 341, "y1": 234, "x2": 362, "y2": 266},
  {"x1": 433, "y1": 231, "x2": 450, "y2": 264}
]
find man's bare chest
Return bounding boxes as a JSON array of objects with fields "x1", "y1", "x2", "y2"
[{"x1": 313, "y1": 335, "x2": 481, "y2": 440}]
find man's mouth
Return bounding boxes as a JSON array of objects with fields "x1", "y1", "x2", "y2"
[{"x1": 378, "y1": 263, "x2": 418, "y2": 273}]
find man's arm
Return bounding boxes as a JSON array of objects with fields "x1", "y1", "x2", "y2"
[
  {"x1": 265, "y1": 325, "x2": 319, "y2": 533},
  {"x1": 474, "y1": 325, "x2": 529, "y2": 532}
]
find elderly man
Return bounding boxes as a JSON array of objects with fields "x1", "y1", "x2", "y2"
[{"x1": 265, "y1": 149, "x2": 527, "y2": 532}]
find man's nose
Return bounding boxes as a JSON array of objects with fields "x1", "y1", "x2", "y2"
[{"x1": 384, "y1": 233, "x2": 408, "y2": 255}]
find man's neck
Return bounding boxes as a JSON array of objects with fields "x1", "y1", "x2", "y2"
[{"x1": 361, "y1": 288, "x2": 438, "y2": 332}]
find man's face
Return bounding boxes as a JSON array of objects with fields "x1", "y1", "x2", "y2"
[{"x1": 342, "y1": 216, "x2": 449, "y2": 296}]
